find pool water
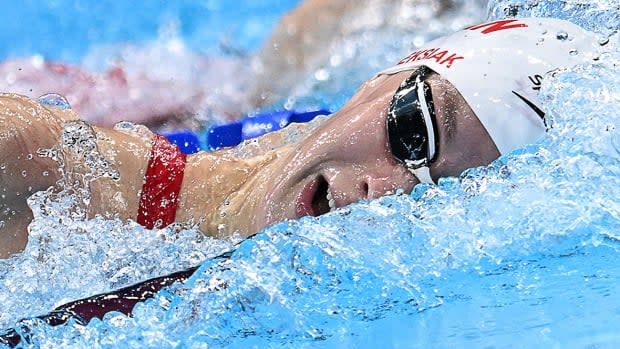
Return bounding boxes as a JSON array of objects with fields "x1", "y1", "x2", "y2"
[
  {"x1": 2, "y1": 0, "x2": 620, "y2": 348},
  {"x1": 0, "y1": 1, "x2": 299, "y2": 62}
]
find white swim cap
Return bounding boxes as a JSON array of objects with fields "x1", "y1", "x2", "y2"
[{"x1": 378, "y1": 18, "x2": 600, "y2": 154}]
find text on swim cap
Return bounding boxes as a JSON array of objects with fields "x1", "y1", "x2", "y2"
[
  {"x1": 529, "y1": 74, "x2": 543, "y2": 91},
  {"x1": 398, "y1": 48, "x2": 464, "y2": 68},
  {"x1": 396, "y1": 19, "x2": 530, "y2": 69}
]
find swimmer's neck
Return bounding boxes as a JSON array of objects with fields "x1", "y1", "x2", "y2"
[{"x1": 175, "y1": 149, "x2": 280, "y2": 237}]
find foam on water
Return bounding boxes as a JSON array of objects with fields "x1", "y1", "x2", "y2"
[
  {"x1": 487, "y1": 0, "x2": 620, "y2": 38},
  {"x1": 280, "y1": 0, "x2": 489, "y2": 111},
  {"x1": 0, "y1": 1, "x2": 299, "y2": 62},
  {"x1": 0, "y1": 119, "x2": 240, "y2": 331},
  {"x1": 3, "y1": 0, "x2": 620, "y2": 348}
]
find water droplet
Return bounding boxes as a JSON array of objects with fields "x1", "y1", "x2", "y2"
[
  {"x1": 569, "y1": 49, "x2": 578, "y2": 56},
  {"x1": 113, "y1": 121, "x2": 137, "y2": 131},
  {"x1": 329, "y1": 54, "x2": 342, "y2": 67},
  {"x1": 42, "y1": 171, "x2": 49, "y2": 177},
  {"x1": 26, "y1": 154, "x2": 33, "y2": 160},
  {"x1": 314, "y1": 68, "x2": 330, "y2": 81},
  {"x1": 217, "y1": 223, "x2": 226, "y2": 233},
  {"x1": 284, "y1": 96, "x2": 296, "y2": 110},
  {"x1": 37, "y1": 93, "x2": 71, "y2": 110},
  {"x1": 413, "y1": 35, "x2": 426, "y2": 47},
  {"x1": 337, "y1": 208, "x2": 351, "y2": 216},
  {"x1": 31, "y1": 55, "x2": 44, "y2": 68},
  {"x1": 598, "y1": 37, "x2": 609, "y2": 46},
  {"x1": 21, "y1": 170, "x2": 27, "y2": 177},
  {"x1": 556, "y1": 31, "x2": 568, "y2": 41},
  {"x1": 37, "y1": 147, "x2": 57, "y2": 160}
]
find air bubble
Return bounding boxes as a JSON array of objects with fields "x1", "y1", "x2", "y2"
[
  {"x1": 314, "y1": 68, "x2": 330, "y2": 81},
  {"x1": 283, "y1": 96, "x2": 296, "y2": 110},
  {"x1": 113, "y1": 121, "x2": 137, "y2": 131},
  {"x1": 37, "y1": 93, "x2": 71, "y2": 110},
  {"x1": 61, "y1": 120, "x2": 120, "y2": 180},
  {"x1": 329, "y1": 54, "x2": 342, "y2": 67},
  {"x1": 217, "y1": 224, "x2": 226, "y2": 234},
  {"x1": 556, "y1": 31, "x2": 568, "y2": 41}
]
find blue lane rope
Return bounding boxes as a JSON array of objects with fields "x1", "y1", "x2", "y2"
[{"x1": 163, "y1": 108, "x2": 330, "y2": 154}]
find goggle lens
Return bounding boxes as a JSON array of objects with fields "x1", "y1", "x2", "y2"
[{"x1": 386, "y1": 68, "x2": 437, "y2": 169}]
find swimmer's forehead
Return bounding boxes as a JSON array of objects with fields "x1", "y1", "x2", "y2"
[
  {"x1": 373, "y1": 18, "x2": 599, "y2": 154},
  {"x1": 350, "y1": 69, "x2": 457, "y2": 108}
]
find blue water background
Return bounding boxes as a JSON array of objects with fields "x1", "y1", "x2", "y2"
[
  {"x1": 1, "y1": 0, "x2": 620, "y2": 348},
  {"x1": 0, "y1": 0, "x2": 298, "y2": 62}
]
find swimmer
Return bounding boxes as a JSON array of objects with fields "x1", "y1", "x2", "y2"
[
  {"x1": 0, "y1": 17, "x2": 599, "y2": 259},
  {"x1": 0, "y1": 18, "x2": 602, "y2": 344},
  {"x1": 249, "y1": 0, "x2": 487, "y2": 107},
  {"x1": 0, "y1": 0, "x2": 483, "y2": 129}
]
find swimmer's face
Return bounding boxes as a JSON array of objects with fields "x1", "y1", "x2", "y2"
[{"x1": 253, "y1": 69, "x2": 500, "y2": 229}]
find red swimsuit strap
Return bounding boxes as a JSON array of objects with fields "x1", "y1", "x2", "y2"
[{"x1": 137, "y1": 134, "x2": 187, "y2": 229}]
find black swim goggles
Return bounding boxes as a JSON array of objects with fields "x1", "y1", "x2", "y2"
[{"x1": 386, "y1": 66, "x2": 438, "y2": 183}]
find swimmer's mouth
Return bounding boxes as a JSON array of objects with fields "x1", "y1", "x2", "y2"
[
  {"x1": 296, "y1": 175, "x2": 335, "y2": 218},
  {"x1": 312, "y1": 175, "x2": 331, "y2": 216}
]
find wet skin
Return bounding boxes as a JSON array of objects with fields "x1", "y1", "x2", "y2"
[
  {"x1": 233, "y1": 70, "x2": 501, "y2": 234},
  {"x1": 0, "y1": 69, "x2": 500, "y2": 257}
]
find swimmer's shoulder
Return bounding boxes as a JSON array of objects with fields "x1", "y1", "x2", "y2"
[{"x1": 0, "y1": 92, "x2": 81, "y2": 135}]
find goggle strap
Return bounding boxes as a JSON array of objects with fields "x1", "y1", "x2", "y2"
[
  {"x1": 416, "y1": 76, "x2": 436, "y2": 161},
  {"x1": 410, "y1": 165, "x2": 435, "y2": 184}
]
